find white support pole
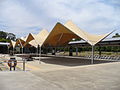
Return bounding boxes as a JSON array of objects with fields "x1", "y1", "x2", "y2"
[
  {"x1": 91, "y1": 45, "x2": 94, "y2": 64},
  {"x1": 36, "y1": 45, "x2": 39, "y2": 58},
  {"x1": 55, "y1": 47, "x2": 57, "y2": 56},
  {"x1": 76, "y1": 47, "x2": 78, "y2": 56},
  {"x1": 46, "y1": 47, "x2": 48, "y2": 56},
  {"x1": 22, "y1": 47, "x2": 24, "y2": 54},
  {"x1": 39, "y1": 45, "x2": 41, "y2": 64},
  {"x1": 18, "y1": 39, "x2": 24, "y2": 54}
]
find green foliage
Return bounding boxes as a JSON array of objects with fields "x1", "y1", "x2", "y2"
[
  {"x1": 69, "y1": 46, "x2": 120, "y2": 53},
  {"x1": 0, "y1": 38, "x2": 10, "y2": 42},
  {"x1": 95, "y1": 46, "x2": 120, "y2": 52},
  {"x1": 0, "y1": 31, "x2": 7, "y2": 39},
  {"x1": 0, "y1": 31, "x2": 16, "y2": 42}
]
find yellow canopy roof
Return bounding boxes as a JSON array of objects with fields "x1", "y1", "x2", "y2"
[
  {"x1": 64, "y1": 21, "x2": 114, "y2": 46},
  {"x1": 15, "y1": 37, "x2": 27, "y2": 48},
  {"x1": 21, "y1": 37, "x2": 27, "y2": 41},
  {"x1": 43, "y1": 23, "x2": 79, "y2": 47},
  {"x1": 43, "y1": 21, "x2": 113, "y2": 46},
  {"x1": 24, "y1": 29, "x2": 49, "y2": 47}
]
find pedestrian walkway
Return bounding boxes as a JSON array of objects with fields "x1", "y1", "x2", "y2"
[
  {"x1": 0, "y1": 61, "x2": 120, "y2": 90},
  {"x1": 0, "y1": 54, "x2": 117, "y2": 72}
]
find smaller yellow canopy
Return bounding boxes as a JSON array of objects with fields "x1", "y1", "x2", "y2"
[
  {"x1": 15, "y1": 35, "x2": 29, "y2": 47},
  {"x1": 24, "y1": 29, "x2": 49, "y2": 47}
]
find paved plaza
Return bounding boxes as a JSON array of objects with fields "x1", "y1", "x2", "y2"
[{"x1": 0, "y1": 55, "x2": 120, "y2": 90}]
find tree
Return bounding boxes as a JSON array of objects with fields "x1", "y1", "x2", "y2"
[
  {"x1": 0, "y1": 31, "x2": 7, "y2": 39},
  {"x1": 0, "y1": 31, "x2": 16, "y2": 42}
]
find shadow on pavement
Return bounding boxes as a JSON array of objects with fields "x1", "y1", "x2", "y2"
[{"x1": 40, "y1": 56, "x2": 116, "y2": 66}]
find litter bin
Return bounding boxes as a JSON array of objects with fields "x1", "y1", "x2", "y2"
[{"x1": 8, "y1": 57, "x2": 17, "y2": 71}]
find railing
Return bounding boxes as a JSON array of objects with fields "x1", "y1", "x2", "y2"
[
  {"x1": 0, "y1": 59, "x2": 26, "y2": 71},
  {"x1": 84, "y1": 55, "x2": 120, "y2": 61}
]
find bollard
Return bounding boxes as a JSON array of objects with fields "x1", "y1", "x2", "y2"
[
  {"x1": 23, "y1": 59, "x2": 25, "y2": 71},
  {"x1": 10, "y1": 65, "x2": 12, "y2": 71}
]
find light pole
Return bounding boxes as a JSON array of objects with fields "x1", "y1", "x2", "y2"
[
  {"x1": 39, "y1": 45, "x2": 41, "y2": 64},
  {"x1": 91, "y1": 45, "x2": 94, "y2": 64}
]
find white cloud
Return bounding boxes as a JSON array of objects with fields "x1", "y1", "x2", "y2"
[
  {"x1": 0, "y1": 0, "x2": 120, "y2": 37},
  {"x1": 0, "y1": 0, "x2": 44, "y2": 37}
]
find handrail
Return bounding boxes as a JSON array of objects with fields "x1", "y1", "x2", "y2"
[{"x1": 0, "y1": 59, "x2": 26, "y2": 71}]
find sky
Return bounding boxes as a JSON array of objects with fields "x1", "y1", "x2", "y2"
[{"x1": 0, "y1": 0, "x2": 120, "y2": 38}]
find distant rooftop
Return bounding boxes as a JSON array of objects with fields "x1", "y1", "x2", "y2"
[{"x1": 69, "y1": 37, "x2": 120, "y2": 45}]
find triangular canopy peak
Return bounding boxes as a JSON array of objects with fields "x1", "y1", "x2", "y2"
[
  {"x1": 64, "y1": 20, "x2": 113, "y2": 46},
  {"x1": 43, "y1": 23, "x2": 80, "y2": 47},
  {"x1": 43, "y1": 20, "x2": 113, "y2": 47},
  {"x1": 24, "y1": 29, "x2": 49, "y2": 47}
]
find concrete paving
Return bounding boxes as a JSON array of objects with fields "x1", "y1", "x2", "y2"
[
  {"x1": 0, "y1": 62, "x2": 120, "y2": 90},
  {"x1": 0, "y1": 71, "x2": 62, "y2": 90},
  {"x1": 31, "y1": 62, "x2": 120, "y2": 90},
  {"x1": 0, "y1": 55, "x2": 120, "y2": 90}
]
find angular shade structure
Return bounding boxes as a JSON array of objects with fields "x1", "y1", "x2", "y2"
[
  {"x1": 64, "y1": 21, "x2": 114, "y2": 46},
  {"x1": 24, "y1": 29, "x2": 49, "y2": 47},
  {"x1": 43, "y1": 21, "x2": 114, "y2": 47},
  {"x1": 15, "y1": 37, "x2": 28, "y2": 48},
  {"x1": 43, "y1": 23, "x2": 80, "y2": 47},
  {"x1": 43, "y1": 20, "x2": 114, "y2": 64}
]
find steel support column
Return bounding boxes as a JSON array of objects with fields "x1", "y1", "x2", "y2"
[{"x1": 91, "y1": 45, "x2": 94, "y2": 64}]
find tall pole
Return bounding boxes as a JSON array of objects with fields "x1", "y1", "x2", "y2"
[
  {"x1": 39, "y1": 45, "x2": 41, "y2": 64},
  {"x1": 18, "y1": 39, "x2": 23, "y2": 54},
  {"x1": 22, "y1": 47, "x2": 24, "y2": 54},
  {"x1": 76, "y1": 46, "x2": 78, "y2": 56},
  {"x1": 91, "y1": 45, "x2": 94, "y2": 64}
]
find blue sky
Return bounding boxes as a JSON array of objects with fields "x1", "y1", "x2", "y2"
[{"x1": 0, "y1": 0, "x2": 120, "y2": 38}]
